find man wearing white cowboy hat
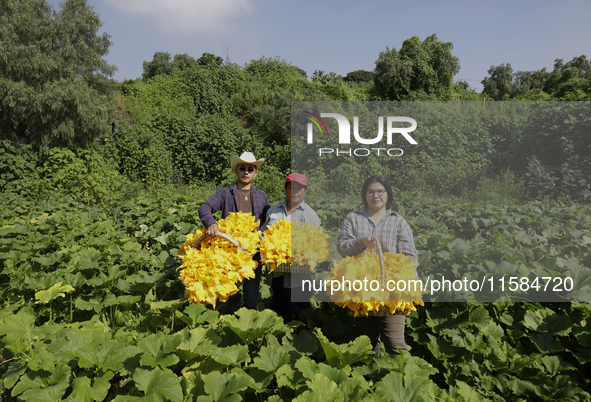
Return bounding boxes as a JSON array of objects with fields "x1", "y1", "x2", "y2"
[{"x1": 199, "y1": 151, "x2": 270, "y2": 310}]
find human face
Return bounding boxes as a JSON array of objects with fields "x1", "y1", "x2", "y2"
[
  {"x1": 365, "y1": 182, "x2": 387, "y2": 213},
  {"x1": 235, "y1": 164, "x2": 257, "y2": 186},
  {"x1": 286, "y1": 182, "x2": 307, "y2": 207}
]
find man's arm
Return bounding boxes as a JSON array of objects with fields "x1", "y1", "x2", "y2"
[
  {"x1": 252, "y1": 189, "x2": 270, "y2": 229},
  {"x1": 259, "y1": 203, "x2": 278, "y2": 234},
  {"x1": 260, "y1": 195, "x2": 270, "y2": 229},
  {"x1": 198, "y1": 189, "x2": 226, "y2": 230}
]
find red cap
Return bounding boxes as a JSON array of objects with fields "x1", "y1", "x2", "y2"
[{"x1": 285, "y1": 173, "x2": 308, "y2": 186}]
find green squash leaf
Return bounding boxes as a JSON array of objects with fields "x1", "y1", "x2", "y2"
[
  {"x1": 540, "y1": 355, "x2": 576, "y2": 376},
  {"x1": 314, "y1": 328, "x2": 373, "y2": 369},
  {"x1": 34, "y1": 282, "x2": 74, "y2": 304},
  {"x1": 374, "y1": 371, "x2": 434, "y2": 402},
  {"x1": 12, "y1": 364, "x2": 71, "y2": 400},
  {"x1": 133, "y1": 367, "x2": 183, "y2": 402},
  {"x1": 529, "y1": 333, "x2": 563, "y2": 353},
  {"x1": 63, "y1": 371, "x2": 114, "y2": 402},
  {"x1": 176, "y1": 327, "x2": 222, "y2": 362},
  {"x1": 137, "y1": 333, "x2": 183, "y2": 369},
  {"x1": 338, "y1": 373, "x2": 370, "y2": 400},
  {"x1": 221, "y1": 308, "x2": 289, "y2": 344},
  {"x1": 0, "y1": 310, "x2": 36, "y2": 354},
  {"x1": 1, "y1": 360, "x2": 28, "y2": 390},
  {"x1": 448, "y1": 380, "x2": 486, "y2": 402},
  {"x1": 211, "y1": 344, "x2": 250, "y2": 366},
  {"x1": 293, "y1": 374, "x2": 342, "y2": 402},
  {"x1": 202, "y1": 369, "x2": 254, "y2": 402},
  {"x1": 523, "y1": 309, "x2": 572, "y2": 335},
  {"x1": 253, "y1": 345, "x2": 290, "y2": 373},
  {"x1": 246, "y1": 367, "x2": 275, "y2": 392},
  {"x1": 292, "y1": 330, "x2": 318, "y2": 355},
  {"x1": 374, "y1": 353, "x2": 438, "y2": 379},
  {"x1": 175, "y1": 303, "x2": 219, "y2": 328}
]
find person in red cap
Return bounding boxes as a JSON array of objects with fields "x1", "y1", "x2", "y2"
[{"x1": 260, "y1": 173, "x2": 321, "y2": 321}]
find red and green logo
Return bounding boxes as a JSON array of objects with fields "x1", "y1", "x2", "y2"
[{"x1": 304, "y1": 111, "x2": 329, "y2": 136}]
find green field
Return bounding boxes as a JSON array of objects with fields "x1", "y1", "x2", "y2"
[{"x1": 1, "y1": 192, "x2": 590, "y2": 401}]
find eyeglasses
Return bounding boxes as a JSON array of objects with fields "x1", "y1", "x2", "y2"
[
  {"x1": 238, "y1": 166, "x2": 256, "y2": 173},
  {"x1": 366, "y1": 190, "x2": 386, "y2": 198}
]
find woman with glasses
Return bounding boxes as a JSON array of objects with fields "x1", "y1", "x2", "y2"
[{"x1": 336, "y1": 175, "x2": 418, "y2": 358}]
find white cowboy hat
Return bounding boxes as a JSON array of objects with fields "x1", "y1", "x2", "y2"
[{"x1": 230, "y1": 152, "x2": 265, "y2": 170}]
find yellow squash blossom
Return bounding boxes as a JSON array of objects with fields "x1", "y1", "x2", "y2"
[
  {"x1": 330, "y1": 252, "x2": 423, "y2": 317},
  {"x1": 260, "y1": 219, "x2": 292, "y2": 270},
  {"x1": 177, "y1": 212, "x2": 261, "y2": 307},
  {"x1": 292, "y1": 222, "x2": 330, "y2": 269},
  {"x1": 260, "y1": 220, "x2": 330, "y2": 272}
]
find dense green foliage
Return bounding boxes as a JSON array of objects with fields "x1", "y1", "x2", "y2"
[
  {"x1": 141, "y1": 52, "x2": 224, "y2": 81},
  {"x1": 110, "y1": 56, "x2": 325, "y2": 189},
  {"x1": 482, "y1": 56, "x2": 591, "y2": 101},
  {"x1": 292, "y1": 101, "x2": 590, "y2": 205},
  {"x1": 374, "y1": 34, "x2": 461, "y2": 101},
  {"x1": 0, "y1": 140, "x2": 125, "y2": 204},
  {"x1": 0, "y1": 0, "x2": 116, "y2": 150},
  {"x1": 343, "y1": 70, "x2": 375, "y2": 84},
  {"x1": 1, "y1": 193, "x2": 590, "y2": 401}
]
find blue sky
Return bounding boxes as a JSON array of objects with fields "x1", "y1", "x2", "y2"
[{"x1": 50, "y1": 0, "x2": 591, "y2": 92}]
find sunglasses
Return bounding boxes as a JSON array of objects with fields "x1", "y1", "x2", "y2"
[{"x1": 238, "y1": 166, "x2": 256, "y2": 173}]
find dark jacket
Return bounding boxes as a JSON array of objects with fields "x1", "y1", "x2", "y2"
[{"x1": 198, "y1": 184, "x2": 270, "y2": 229}]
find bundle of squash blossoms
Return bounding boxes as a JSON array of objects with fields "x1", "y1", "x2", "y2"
[
  {"x1": 259, "y1": 219, "x2": 292, "y2": 269},
  {"x1": 260, "y1": 221, "x2": 330, "y2": 272},
  {"x1": 292, "y1": 222, "x2": 330, "y2": 269},
  {"x1": 177, "y1": 212, "x2": 261, "y2": 307},
  {"x1": 330, "y1": 252, "x2": 423, "y2": 317}
]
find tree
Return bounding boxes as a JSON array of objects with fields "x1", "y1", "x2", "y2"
[
  {"x1": 512, "y1": 68, "x2": 549, "y2": 97},
  {"x1": 482, "y1": 56, "x2": 591, "y2": 100},
  {"x1": 343, "y1": 70, "x2": 375, "y2": 83},
  {"x1": 374, "y1": 34, "x2": 460, "y2": 101},
  {"x1": 142, "y1": 52, "x2": 174, "y2": 80},
  {"x1": 142, "y1": 52, "x2": 198, "y2": 81},
  {"x1": 311, "y1": 70, "x2": 343, "y2": 84},
  {"x1": 295, "y1": 67, "x2": 307, "y2": 79},
  {"x1": 197, "y1": 52, "x2": 223, "y2": 67},
  {"x1": 0, "y1": 0, "x2": 116, "y2": 150},
  {"x1": 174, "y1": 53, "x2": 198, "y2": 70},
  {"x1": 481, "y1": 64, "x2": 514, "y2": 100},
  {"x1": 546, "y1": 56, "x2": 591, "y2": 98},
  {"x1": 456, "y1": 80, "x2": 470, "y2": 90}
]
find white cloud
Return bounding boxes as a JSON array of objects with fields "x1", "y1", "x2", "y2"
[{"x1": 105, "y1": 0, "x2": 253, "y2": 33}]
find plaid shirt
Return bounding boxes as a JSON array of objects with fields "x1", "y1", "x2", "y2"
[
  {"x1": 198, "y1": 184, "x2": 270, "y2": 229},
  {"x1": 337, "y1": 208, "x2": 418, "y2": 263}
]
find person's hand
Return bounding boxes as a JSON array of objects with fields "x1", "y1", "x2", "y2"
[
  {"x1": 361, "y1": 236, "x2": 377, "y2": 250},
  {"x1": 206, "y1": 223, "x2": 219, "y2": 237}
]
